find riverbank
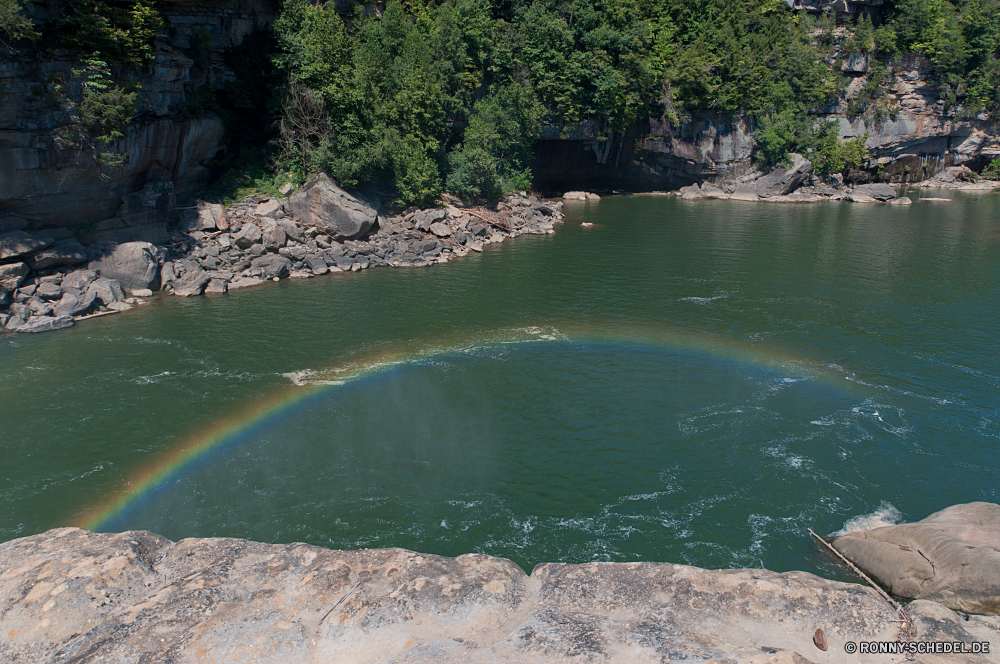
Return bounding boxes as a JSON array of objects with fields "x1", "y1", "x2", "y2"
[
  {"x1": 0, "y1": 179, "x2": 565, "y2": 335},
  {"x1": 2, "y1": 509, "x2": 998, "y2": 664}
]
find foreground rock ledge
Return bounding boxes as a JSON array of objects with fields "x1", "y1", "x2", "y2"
[{"x1": 3, "y1": 530, "x2": 999, "y2": 663}]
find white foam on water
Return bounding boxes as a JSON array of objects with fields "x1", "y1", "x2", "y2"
[
  {"x1": 832, "y1": 502, "x2": 903, "y2": 537},
  {"x1": 679, "y1": 293, "x2": 728, "y2": 304}
]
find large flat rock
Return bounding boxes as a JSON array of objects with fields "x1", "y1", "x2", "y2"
[
  {"x1": 288, "y1": 174, "x2": 380, "y2": 241},
  {"x1": 834, "y1": 502, "x2": 1000, "y2": 615},
  {"x1": 2, "y1": 528, "x2": 997, "y2": 663}
]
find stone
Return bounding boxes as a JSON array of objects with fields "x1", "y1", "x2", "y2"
[
  {"x1": 279, "y1": 183, "x2": 295, "y2": 196},
  {"x1": 172, "y1": 269, "x2": 211, "y2": 297},
  {"x1": 847, "y1": 193, "x2": 879, "y2": 203},
  {"x1": 700, "y1": 183, "x2": 730, "y2": 199},
  {"x1": 6, "y1": 528, "x2": 998, "y2": 664},
  {"x1": 756, "y1": 154, "x2": 812, "y2": 197},
  {"x1": 470, "y1": 223, "x2": 490, "y2": 237},
  {"x1": 680, "y1": 184, "x2": 705, "y2": 200},
  {"x1": 86, "y1": 278, "x2": 126, "y2": 306},
  {"x1": 0, "y1": 231, "x2": 52, "y2": 261},
  {"x1": 277, "y1": 218, "x2": 305, "y2": 243},
  {"x1": 54, "y1": 290, "x2": 97, "y2": 318},
  {"x1": 27, "y1": 240, "x2": 88, "y2": 270},
  {"x1": 228, "y1": 277, "x2": 264, "y2": 290},
  {"x1": 562, "y1": 191, "x2": 589, "y2": 200},
  {"x1": 204, "y1": 278, "x2": 228, "y2": 294},
  {"x1": 833, "y1": 502, "x2": 1000, "y2": 614},
  {"x1": 414, "y1": 208, "x2": 447, "y2": 232},
  {"x1": 851, "y1": 183, "x2": 897, "y2": 201},
  {"x1": 233, "y1": 223, "x2": 262, "y2": 249},
  {"x1": 10, "y1": 315, "x2": 74, "y2": 333},
  {"x1": 254, "y1": 199, "x2": 282, "y2": 217},
  {"x1": 289, "y1": 271, "x2": 312, "y2": 278},
  {"x1": 0, "y1": 262, "x2": 29, "y2": 290},
  {"x1": 34, "y1": 282, "x2": 63, "y2": 300},
  {"x1": 262, "y1": 222, "x2": 287, "y2": 251},
  {"x1": 429, "y1": 221, "x2": 453, "y2": 237},
  {"x1": 306, "y1": 255, "x2": 329, "y2": 275},
  {"x1": 132, "y1": 288, "x2": 153, "y2": 298},
  {"x1": 88, "y1": 242, "x2": 163, "y2": 292},
  {"x1": 730, "y1": 183, "x2": 760, "y2": 201},
  {"x1": 889, "y1": 196, "x2": 913, "y2": 205},
  {"x1": 181, "y1": 200, "x2": 227, "y2": 231},
  {"x1": 62, "y1": 269, "x2": 98, "y2": 291},
  {"x1": 0, "y1": 285, "x2": 9, "y2": 309},
  {"x1": 105, "y1": 301, "x2": 134, "y2": 311},
  {"x1": 287, "y1": 173, "x2": 380, "y2": 241},
  {"x1": 0, "y1": 216, "x2": 29, "y2": 233},
  {"x1": 250, "y1": 254, "x2": 291, "y2": 279},
  {"x1": 248, "y1": 243, "x2": 266, "y2": 257}
]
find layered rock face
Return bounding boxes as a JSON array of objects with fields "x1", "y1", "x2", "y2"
[
  {"x1": 531, "y1": 55, "x2": 1000, "y2": 193},
  {"x1": 3, "y1": 528, "x2": 998, "y2": 664},
  {"x1": 0, "y1": 0, "x2": 277, "y2": 232}
]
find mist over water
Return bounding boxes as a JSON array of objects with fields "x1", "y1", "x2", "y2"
[{"x1": 2, "y1": 189, "x2": 998, "y2": 579}]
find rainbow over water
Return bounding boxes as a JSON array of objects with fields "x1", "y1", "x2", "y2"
[{"x1": 72, "y1": 323, "x2": 865, "y2": 532}]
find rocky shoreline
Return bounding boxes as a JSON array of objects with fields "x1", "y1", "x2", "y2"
[
  {"x1": 2, "y1": 503, "x2": 998, "y2": 663},
  {"x1": 0, "y1": 175, "x2": 565, "y2": 335}
]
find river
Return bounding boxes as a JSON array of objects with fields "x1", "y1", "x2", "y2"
[{"x1": 2, "y1": 190, "x2": 998, "y2": 580}]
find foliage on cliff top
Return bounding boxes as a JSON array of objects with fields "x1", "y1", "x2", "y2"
[{"x1": 0, "y1": 0, "x2": 38, "y2": 47}]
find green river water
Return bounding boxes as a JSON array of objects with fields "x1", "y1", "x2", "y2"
[{"x1": 2, "y1": 190, "x2": 998, "y2": 580}]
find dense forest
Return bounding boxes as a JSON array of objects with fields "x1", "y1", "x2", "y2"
[{"x1": 3, "y1": 0, "x2": 1000, "y2": 203}]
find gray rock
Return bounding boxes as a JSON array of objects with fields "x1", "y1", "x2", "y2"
[
  {"x1": 0, "y1": 262, "x2": 29, "y2": 290},
  {"x1": 279, "y1": 182, "x2": 295, "y2": 196},
  {"x1": 414, "y1": 208, "x2": 447, "y2": 232},
  {"x1": 132, "y1": 288, "x2": 153, "y2": 298},
  {"x1": 250, "y1": 254, "x2": 291, "y2": 279},
  {"x1": 54, "y1": 290, "x2": 97, "y2": 317},
  {"x1": 470, "y1": 223, "x2": 490, "y2": 237},
  {"x1": 429, "y1": 221, "x2": 453, "y2": 237},
  {"x1": 172, "y1": 269, "x2": 211, "y2": 297},
  {"x1": 680, "y1": 184, "x2": 705, "y2": 199},
  {"x1": 159, "y1": 263, "x2": 179, "y2": 288},
  {"x1": 756, "y1": 154, "x2": 813, "y2": 197},
  {"x1": 61, "y1": 269, "x2": 99, "y2": 291},
  {"x1": 700, "y1": 183, "x2": 729, "y2": 199},
  {"x1": 889, "y1": 196, "x2": 913, "y2": 205},
  {"x1": 287, "y1": 173, "x2": 380, "y2": 241},
  {"x1": 306, "y1": 255, "x2": 329, "y2": 275},
  {"x1": 0, "y1": 231, "x2": 52, "y2": 261},
  {"x1": 227, "y1": 277, "x2": 265, "y2": 290},
  {"x1": 0, "y1": 216, "x2": 29, "y2": 233},
  {"x1": 5, "y1": 528, "x2": 994, "y2": 664},
  {"x1": 834, "y1": 502, "x2": 1000, "y2": 614},
  {"x1": 248, "y1": 243, "x2": 266, "y2": 257},
  {"x1": 0, "y1": 285, "x2": 9, "y2": 309},
  {"x1": 180, "y1": 200, "x2": 227, "y2": 230},
  {"x1": 86, "y1": 278, "x2": 126, "y2": 306},
  {"x1": 277, "y1": 218, "x2": 305, "y2": 242},
  {"x1": 262, "y1": 222, "x2": 287, "y2": 251},
  {"x1": 105, "y1": 301, "x2": 134, "y2": 312},
  {"x1": 12, "y1": 315, "x2": 74, "y2": 333},
  {"x1": 88, "y1": 242, "x2": 163, "y2": 292},
  {"x1": 254, "y1": 199, "x2": 281, "y2": 217},
  {"x1": 851, "y1": 183, "x2": 897, "y2": 201},
  {"x1": 28, "y1": 240, "x2": 88, "y2": 270},
  {"x1": 233, "y1": 223, "x2": 262, "y2": 249},
  {"x1": 34, "y1": 282, "x2": 63, "y2": 300},
  {"x1": 204, "y1": 278, "x2": 228, "y2": 294}
]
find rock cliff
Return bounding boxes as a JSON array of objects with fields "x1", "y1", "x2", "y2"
[
  {"x1": 3, "y1": 528, "x2": 999, "y2": 663},
  {"x1": 0, "y1": 0, "x2": 278, "y2": 235}
]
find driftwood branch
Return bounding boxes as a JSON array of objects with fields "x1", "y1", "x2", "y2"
[
  {"x1": 320, "y1": 579, "x2": 363, "y2": 624},
  {"x1": 808, "y1": 528, "x2": 913, "y2": 641}
]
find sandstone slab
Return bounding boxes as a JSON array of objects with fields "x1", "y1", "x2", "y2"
[
  {"x1": 0, "y1": 231, "x2": 52, "y2": 261},
  {"x1": 2, "y1": 529, "x2": 997, "y2": 664},
  {"x1": 834, "y1": 502, "x2": 1000, "y2": 615}
]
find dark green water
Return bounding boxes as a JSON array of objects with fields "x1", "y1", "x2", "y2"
[{"x1": 3, "y1": 190, "x2": 999, "y2": 579}]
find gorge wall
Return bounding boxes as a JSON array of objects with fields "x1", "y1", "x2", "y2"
[
  {"x1": 531, "y1": 54, "x2": 1000, "y2": 194},
  {"x1": 0, "y1": 0, "x2": 278, "y2": 238}
]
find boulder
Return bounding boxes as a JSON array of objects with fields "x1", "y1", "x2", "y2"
[
  {"x1": 0, "y1": 231, "x2": 53, "y2": 261},
  {"x1": 254, "y1": 199, "x2": 281, "y2": 217},
  {"x1": 88, "y1": 242, "x2": 163, "y2": 292},
  {"x1": 276, "y1": 219, "x2": 305, "y2": 243},
  {"x1": 279, "y1": 183, "x2": 295, "y2": 196},
  {"x1": 233, "y1": 223, "x2": 262, "y2": 249},
  {"x1": 700, "y1": 183, "x2": 730, "y2": 199},
  {"x1": 172, "y1": 269, "x2": 211, "y2": 297},
  {"x1": 851, "y1": 183, "x2": 897, "y2": 201},
  {"x1": 0, "y1": 262, "x2": 29, "y2": 290},
  {"x1": 228, "y1": 277, "x2": 265, "y2": 290},
  {"x1": 34, "y1": 282, "x2": 63, "y2": 300},
  {"x1": 0, "y1": 285, "x2": 9, "y2": 309},
  {"x1": 306, "y1": 255, "x2": 329, "y2": 275},
  {"x1": 756, "y1": 154, "x2": 812, "y2": 197},
  {"x1": 833, "y1": 502, "x2": 1000, "y2": 614},
  {"x1": 28, "y1": 240, "x2": 88, "y2": 270},
  {"x1": 62, "y1": 269, "x2": 98, "y2": 291},
  {"x1": 562, "y1": 191, "x2": 588, "y2": 200},
  {"x1": 181, "y1": 200, "x2": 227, "y2": 231},
  {"x1": 680, "y1": 184, "x2": 705, "y2": 200},
  {"x1": 86, "y1": 278, "x2": 126, "y2": 306},
  {"x1": 54, "y1": 290, "x2": 97, "y2": 317},
  {"x1": 429, "y1": 221, "x2": 453, "y2": 237},
  {"x1": 730, "y1": 183, "x2": 761, "y2": 201},
  {"x1": 204, "y1": 278, "x2": 228, "y2": 295},
  {"x1": 414, "y1": 208, "x2": 447, "y2": 232},
  {"x1": 847, "y1": 193, "x2": 879, "y2": 203},
  {"x1": 11, "y1": 315, "x2": 74, "y2": 333},
  {"x1": 889, "y1": 196, "x2": 913, "y2": 205},
  {"x1": 250, "y1": 254, "x2": 291, "y2": 279},
  {"x1": 287, "y1": 174, "x2": 380, "y2": 241},
  {"x1": 262, "y1": 222, "x2": 287, "y2": 251}
]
